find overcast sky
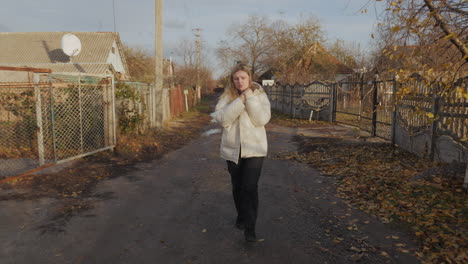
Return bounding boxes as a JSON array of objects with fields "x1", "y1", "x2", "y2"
[{"x1": 0, "y1": 0, "x2": 384, "y2": 76}]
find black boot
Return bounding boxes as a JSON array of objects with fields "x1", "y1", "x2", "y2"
[{"x1": 244, "y1": 229, "x2": 256, "y2": 242}]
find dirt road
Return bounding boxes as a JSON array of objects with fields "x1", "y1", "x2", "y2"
[{"x1": 0, "y1": 100, "x2": 421, "y2": 264}]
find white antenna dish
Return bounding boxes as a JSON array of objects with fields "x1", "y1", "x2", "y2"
[{"x1": 61, "y1": 33, "x2": 82, "y2": 58}]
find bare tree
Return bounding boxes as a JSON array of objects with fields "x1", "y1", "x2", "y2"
[
  {"x1": 327, "y1": 39, "x2": 369, "y2": 70},
  {"x1": 268, "y1": 15, "x2": 327, "y2": 83},
  {"x1": 216, "y1": 15, "x2": 273, "y2": 79},
  {"x1": 122, "y1": 45, "x2": 155, "y2": 83},
  {"x1": 174, "y1": 37, "x2": 196, "y2": 67}
]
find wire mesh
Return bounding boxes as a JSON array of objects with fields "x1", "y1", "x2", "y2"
[
  {"x1": 0, "y1": 70, "x2": 39, "y2": 177},
  {"x1": 0, "y1": 70, "x2": 115, "y2": 178}
]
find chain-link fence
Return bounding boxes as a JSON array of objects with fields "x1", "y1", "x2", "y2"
[{"x1": 0, "y1": 68, "x2": 115, "y2": 178}]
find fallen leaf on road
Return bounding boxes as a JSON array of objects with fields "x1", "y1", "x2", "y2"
[
  {"x1": 350, "y1": 253, "x2": 364, "y2": 261},
  {"x1": 349, "y1": 246, "x2": 361, "y2": 252}
]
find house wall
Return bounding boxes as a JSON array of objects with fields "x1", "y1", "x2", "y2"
[{"x1": 106, "y1": 41, "x2": 126, "y2": 74}]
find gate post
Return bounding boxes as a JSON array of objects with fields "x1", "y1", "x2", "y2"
[
  {"x1": 372, "y1": 74, "x2": 379, "y2": 136},
  {"x1": 391, "y1": 78, "x2": 398, "y2": 145},
  {"x1": 329, "y1": 83, "x2": 335, "y2": 122},
  {"x1": 34, "y1": 73, "x2": 45, "y2": 166},
  {"x1": 290, "y1": 85, "x2": 294, "y2": 117},
  {"x1": 429, "y1": 89, "x2": 440, "y2": 160}
]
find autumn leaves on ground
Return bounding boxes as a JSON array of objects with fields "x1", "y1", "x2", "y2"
[
  {"x1": 1, "y1": 103, "x2": 466, "y2": 263},
  {"x1": 270, "y1": 114, "x2": 467, "y2": 264}
]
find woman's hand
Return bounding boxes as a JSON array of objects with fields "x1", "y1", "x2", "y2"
[
  {"x1": 243, "y1": 88, "x2": 253, "y2": 97},
  {"x1": 240, "y1": 88, "x2": 252, "y2": 104},
  {"x1": 240, "y1": 93, "x2": 246, "y2": 104}
]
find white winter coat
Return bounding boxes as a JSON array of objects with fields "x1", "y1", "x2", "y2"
[{"x1": 212, "y1": 83, "x2": 271, "y2": 164}]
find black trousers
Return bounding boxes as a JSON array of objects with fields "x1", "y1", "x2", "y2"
[{"x1": 227, "y1": 157, "x2": 264, "y2": 232}]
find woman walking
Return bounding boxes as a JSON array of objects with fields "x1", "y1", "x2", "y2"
[{"x1": 212, "y1": 63, "x2": 271, "y2": 242}]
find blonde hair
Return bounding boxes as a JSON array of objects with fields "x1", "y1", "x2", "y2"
[{"x1": 223, "y1": 63, "x2": 258, "y2": 102}]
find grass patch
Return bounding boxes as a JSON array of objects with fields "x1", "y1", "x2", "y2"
[{"x1": 270, "y1": 110, "x2": 329, "y2": 128}]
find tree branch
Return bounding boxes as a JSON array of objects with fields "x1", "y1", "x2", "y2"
[{"x1": 423, "y1": 0, "x2": 468, "y2": 63}]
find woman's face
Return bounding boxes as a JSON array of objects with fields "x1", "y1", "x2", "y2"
[{"x1": 232, "y1": 70, "x2": 250, "y2": 92}]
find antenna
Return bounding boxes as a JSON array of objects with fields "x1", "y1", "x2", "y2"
[{"x1": 61, "y1": 33, "x2": 82, "y2": 62}]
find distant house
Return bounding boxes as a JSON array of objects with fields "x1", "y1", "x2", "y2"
[
  {"x1": 0, "y1": 32, "x2": 130, "y2": 80},
  {"x1": 296, "y1": 42, "x2": 354, "y2": 82},
  {"x1": 258, "y1": 69, "x2": 276, "y2": 86}
]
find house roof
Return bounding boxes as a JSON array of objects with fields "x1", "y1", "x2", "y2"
[
  {"x1": 0, "y1": 32, "x2": 129, "y2": 77},
  {"x1": 10, "y1": 63, "x2": 114, "y2": 75},
  {"x1": 297, "y1": 42, "x2": 354, "y2": 75}
]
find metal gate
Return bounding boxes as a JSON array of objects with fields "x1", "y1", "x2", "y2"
[
  {"x1": 0, "y1": 69, "x2": 116, "y2": 177},
  {"x1": 334, "y1": 78, "x2": 395, "y2": 140}
]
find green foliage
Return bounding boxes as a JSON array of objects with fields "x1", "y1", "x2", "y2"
[
  {"x1": 0, "y1": 91, "x2": 36, "y2": 155},
  {"x1": 115, "y1": 83, "x2": 144, "y2": 133}
]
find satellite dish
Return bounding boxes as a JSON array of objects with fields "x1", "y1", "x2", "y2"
[{"x1": 61, "y1": 33, "x2": 82, "y2": 58}]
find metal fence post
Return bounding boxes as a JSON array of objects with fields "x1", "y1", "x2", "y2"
[
  {"x1": 359, "y1": 74, "x2": 364, "y2": 123},
  {"x1": 329, "y1": 83, "x2": 334, "y2": 122},
  {"x1": 372, "y1": 75, "x2": 379, "y2": 137},
  {"x1": 48, "y1": 75, "x2": 57, "y2": 162},
  {"x1": 34, "y1": 73, "x2": 45, "y2": 166},
  {"x1": 78, "y1": 74, "x2": 84, "y2": 152},
  {"x1": 111, "y1": 76, "x2": 116, "y2": 146},
  {"x1": 281, "y1": 85, "x2": 285, "y2": 114},
  {"x1": 333, "y1": 83, "x2": 338, "y2": 122},
  {"x1": 391, "y1": 78, "x2": 398, "y2": 145},
  {"x1": 300, "y1": 84, "x2": 305, "y2": 118},
  {"x1": 290, "y1": 86, "x2": 294, "y2": 117},
  {"x1": 430, "y1": 90, "x2": 441, "y2": 160}
]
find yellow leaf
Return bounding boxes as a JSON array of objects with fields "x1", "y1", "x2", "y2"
[
  {"x1": 426, "y1": 113, "x2": 434, "y2": 119},
  {"x1": 380, "y1": 251, "x2": 390, "y2": 257},
  {"x1": 392, "y1": 26, "x2": 401, "y2": 32}
]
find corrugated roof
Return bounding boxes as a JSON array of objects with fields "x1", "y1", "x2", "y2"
[{"x1": 0, "y1": 32, "x2": 128, "y2": 77}]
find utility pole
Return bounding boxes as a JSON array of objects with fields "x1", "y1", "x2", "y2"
[
  {"x1": 193, "y1": 28, "x2": 202, "y2": 101},
  {"x1": 154, "y1": 0, "x2": 163, "y2": 128}
]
